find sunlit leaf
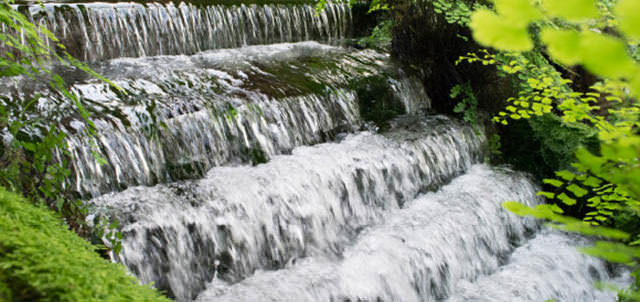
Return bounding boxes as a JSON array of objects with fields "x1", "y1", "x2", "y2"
[
  {"x1": 495, "y1": 0, "x2": 541, "y2": 26},
  {"x1": 543, "y1": 178, "x2": 564, "y2": 187},
  {"x1": 541, "y1": 0, "x2": 598, "y2": 21},
  {"x1": 470, "y1": 9, "x2": 534, "y2": 52},
  {"x1": 566, "y1": 184, "x2": 588, "y2": 197},
  {"x1": 615, "y1": 0, "x2": 640, "y2": 40},
  {"x1": 579, "y1": 32, "x2": 637, "y2": 79},
  {"x1": 537, "y1": 191, "x2": 556, "y2": 199},
  {"x1": 555, "y1": 170, "x2": 575, "y2": 181},
  {"x1": 558, "y1": 192, "x2": 577, "y2": 205},
  {"x1": 540, "y1": 29, "x2": 581, "y2": 65}
]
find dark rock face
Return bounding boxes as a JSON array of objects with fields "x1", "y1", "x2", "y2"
[{"x1": 389, "y1": 0, "x2": 514, "y2": 115}]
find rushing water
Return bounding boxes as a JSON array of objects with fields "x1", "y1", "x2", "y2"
[
  {"x1": 195, "y1": 166, "x2": 619, "y2": 302},
  {"x1": 89, "y1": 115, "x2": 484, "y2": 300},
  {"x1": 4, "y1": 2, "x2": 350, "y2": 62},
  {"x1": 1, "y1": 42, "x2": 429, "y2": 197},
  {"x1": 2, "y1": 1, "x2": 625, "y2": 301},
  {"x1": 447, "y1": 229, "x2": 622, "y2": 302}
]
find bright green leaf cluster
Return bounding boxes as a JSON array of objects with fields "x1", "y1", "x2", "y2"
[
  {"x1": 464, "y1": 0, "x2": 640, "y2": 296},
  {"x1": 541, "y1": 0, "x2": 598, "y2": 21},
  {"x1": 450, "y1": 82, "x2": 478, "y2": 125},
  {"x1": 469, "y1": 0, "x2": 640, "y2": 95}
]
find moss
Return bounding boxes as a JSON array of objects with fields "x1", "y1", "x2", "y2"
[
  {"x1": 0, "y1": 188, "x2": 171, "y2": 302},
  {"x1": 249, "y1": 147, "x2": 268, "y2": 166},
  {"x1": 243, "y1": 59, "x2": 334, "y2": 99},
  {"x1": 352, "y1": 75, "x2": 406, "y2": 130}
]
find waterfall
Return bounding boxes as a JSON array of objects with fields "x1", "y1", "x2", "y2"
[
  {"x1": 4, "y1": 2, "x2": 350, "y2": 62},
  {"x1": 2, "y1": 1, "x2": 625, "y2": 301},
  {"x1": 447, "y1": 229, "x2": 621, "y2": 302},
  {"x1": 1, "y1": 42, "x2": 429, "y2": 197},
  {"x1": 194, "y1": 167, "x2": 617, "y2": 302},
  {"x1": 89, "y1": 115, "x2": 484, "y2": 301}
]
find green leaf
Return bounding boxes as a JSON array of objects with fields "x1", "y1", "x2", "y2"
[
  {"x1": 20, "y1": 142, "x2": 37, "y2": 152},
  {"x1": 555, "y1": 221, "x2": 629, "y2": 240},
  {"x1": 55, "y1": 199, "x2": 64, "y2": 212},
  {"x1": 540, "y1": 29, "x2": 581, "y2": 65},
  {"x1": 579, "y1": 241, "x2": 640, "y2": 263},
  {"x1": 470, "y1": 9, "x2": 534, "y2": 52},
  {"x1": 503, "y1": 201, "x2": 561, "y2": 218},
  {"x1": 615, "y1": 0, "x2": 640, "y2": 40},
  {"x1": 558, "y1": 192, "x2": 577, "y2": 205},
  {"x1": 575, "y1": 148, "x2": 607, "y2": 174},
  {"x1": 555, "y1": 170, "x2": 575, "y2": 181},
  {"x1": 587, "y1": 196, "x2": 601, "y2": 205},
  {"x1": 566, "y1": 184, "x2": 588, "y2": 197},
  {"x1": 541, "y1": 0, "x2": 598, "y2": 21},
  {"x1": 579, "y1": 32, "x2": 637, "y2": 79},
  {"x1": 583, "y1": 176, "x2": 602, "y2": 187},
  {"x1": 537, "y1": 191, "x2": 556, "y2": 199},
  {"x1": 543, "y1": 178, "x2": 564, "y2": 187},
  {"x1": 494, "y1": 0, "x2": 541, "y2": 26}
]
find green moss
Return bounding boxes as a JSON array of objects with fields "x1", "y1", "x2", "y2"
[
  {"x1": 248, "y1": 147, "x2": 268, "y2": 166},
  {"x1": 242, "y1": 59, "x2": 335, "y2": 99},
  {"x1": 352, "y1": 75, "x2": 406, "y2": 130},
  {"x1": 0, "y1": 188, "x2": 171, "y2": 302}
]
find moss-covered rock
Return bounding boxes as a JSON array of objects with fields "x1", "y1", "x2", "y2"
[
  {"x1": 0, "y1": 188, "x2": 171, "y2": 302},
  {"x1": 352, "y1": 75, "x2": 406, "y2": 130}
]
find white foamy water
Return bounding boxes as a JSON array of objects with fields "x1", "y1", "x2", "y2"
[{"x1": 89, "y1": 116, "x2": 483, "y2": 300}]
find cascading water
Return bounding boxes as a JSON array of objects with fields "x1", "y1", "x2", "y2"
[
  {"x1": 194, "y1": 167, "x2": 620, "y2": 302},
  {"x1": 5, "y1": 2, "x2": 350, "y2": 62},
  {"x1": 446, "y1": 229, "x2": 623, "y2": 302},
  {"x1": 1, "y1": 42, "x2": 429, "y2": 197},
  {"x1": 3, "y1": 1, "x2": 625, "y2": 301},
  {"x1": 89, "y1": 115, "x2": 484, "y2": 300}
]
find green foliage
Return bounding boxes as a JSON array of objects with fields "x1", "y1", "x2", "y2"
[
  {"x1": 367, "y1": 0, "x2": 389, "y2": 13},
  {"x1": 432, "y1": 0, "x2": 478, "y2": 26},
  {"x1": 528, "y1": 114, "x2": 598, "y2": 172},
  {"x1": 541, "y1": 0, "x2": 598, "y2": 21},
  {"x1": 616, "y1": 0, "x2": 640, "y2": 40},
  {"x1": 539, "y1": 169, "x2": 629, "y2": 225},
  {"x1": 357, "y1": 20, "x2": 392, "y2": 50},
  {"x1": 469, "y1": 0, "x2": 640, "y2": 93},
  {"x1": 0, "y1": 0, "x2": 106, "y2": 235},
  {"x1": 450, "y1": 82, "x2": 478, "y2": 125},
  {"x1": 466, "y1": 0, "x2": 640, "y2": 297},
  {"x1": 316, "y1": 0, "x2": 356, "y2": 13},
  {"x1": 487, "y1": 133, "x2": 502, "y2": 156},
  {"x1": 457, "y1": 49, "x2": 571, "y2": 124},
  {"x1": 0, "y1": 0, "x2": 125, "y2": 255},
  {"x1": 0, "y1": 187, "x2": 170, "y2": 302}
]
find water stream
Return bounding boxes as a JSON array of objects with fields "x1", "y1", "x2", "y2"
[
  {"x1": 5, "y1": 2, "x2": 350, "y2": 62},
  {"x1": 2, "y1": 1, "x2": 625, "y2": 301},
  {"x1": 89, "y1": 115, "x2": 483, "y2": 300}
]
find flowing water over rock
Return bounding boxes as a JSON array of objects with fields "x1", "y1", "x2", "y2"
[
  {"x1": 89, "y1": 115, "x2": 483, "y2": 300},
  {"x1": 447, "y1": 229, "x2": 622, "y2": 302},
  {"x1": 1, "y1": 42, "x2": 429, "y2": 197},
  {"x1": 3, "y1": 1, "x2": 625, "y2": 301},
  {"x1": 5, "y1": 2, "x2": 350, "y2": 62},
  {"x1": 195, "y1": 167, "x2": 618, "y2": 302}
]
